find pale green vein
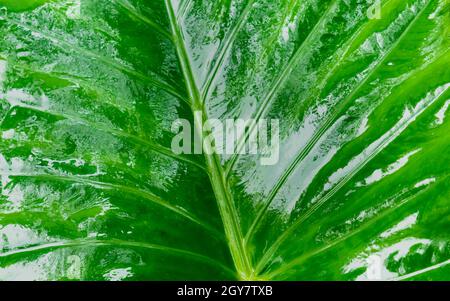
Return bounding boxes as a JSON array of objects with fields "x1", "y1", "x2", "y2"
[
  {"x1": 259, "y1": 0, "x2": 300, "y2": 59},
  {"x1": 5, "y1": 17, "x2": 185, "y2": 101},
  {"x1": 0, "y1": 238, "x2": 236, "y2": 277},
  {"x1": 245, "y1": 0, "x2": 431, "y2": 248},
  {"x1": 177, "y1": 0, "x2": 193, "y2": 20},
  {"x1": 8, "y1": 60, "x2": 135, "y2": 113},
  {"x1": 393, "y1": 259, "x2": 450, "y2": 281},
  {"x1": 297, "y1": 0, "x2": 398, "y2": 127},
  {"x1": 225, "y1": 0, "x2": 341, "y2": 176},
  {"x1": 255, "y1": 77, "x2": 447, "y2": 275},
  {"x1": 201, "y1": 0, "x2": 255, "y2": 100},
  {"x1": 0, "y1": 103, "x2": 205, "y2": 171},
  {"x1": 262, "y1": 178, "x2": 444, "y2": 279},
  {"x1": 6, "y1": 173, "x2": 222, "y2": 238},
  {"x1": 112, "y1": 0, "x2": 173, "y2": 40}
]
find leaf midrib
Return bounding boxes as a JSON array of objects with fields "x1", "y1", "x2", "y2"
[{"x1": 164, "y1": 0, "x2": 253, "y2": 280}]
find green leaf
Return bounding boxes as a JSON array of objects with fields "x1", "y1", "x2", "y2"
[{"x1": 0, "y1": 0, "x2": 449, "y2": 280}]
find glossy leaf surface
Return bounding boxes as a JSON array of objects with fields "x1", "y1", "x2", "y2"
[{"x1": 0, "y1": 0, "x2": 449, "y2": 280}]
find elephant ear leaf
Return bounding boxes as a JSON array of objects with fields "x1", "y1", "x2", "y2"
[{"x1": 0, "y1": 0, "x2": 449, "y2": 280}]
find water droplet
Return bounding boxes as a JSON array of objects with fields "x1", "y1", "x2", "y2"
[
  {"x1": 0, "y1": 0, "x2": 50, "y2": 12},
  {"x1": 0, "y1": 6, "x2": 7, "y2": 19}
]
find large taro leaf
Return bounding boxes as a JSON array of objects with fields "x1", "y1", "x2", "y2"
[{"x1": 0, "y1": 0, "x2": 449, "y2": 280}]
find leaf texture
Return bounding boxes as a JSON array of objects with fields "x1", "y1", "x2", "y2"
[{"x1": 0, "y1": 0, "x2": 449, "y2": 280}]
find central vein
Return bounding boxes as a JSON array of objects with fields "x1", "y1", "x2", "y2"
[{"x1": 164, "y1": 0, "x2": 253, "y2": 280}]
